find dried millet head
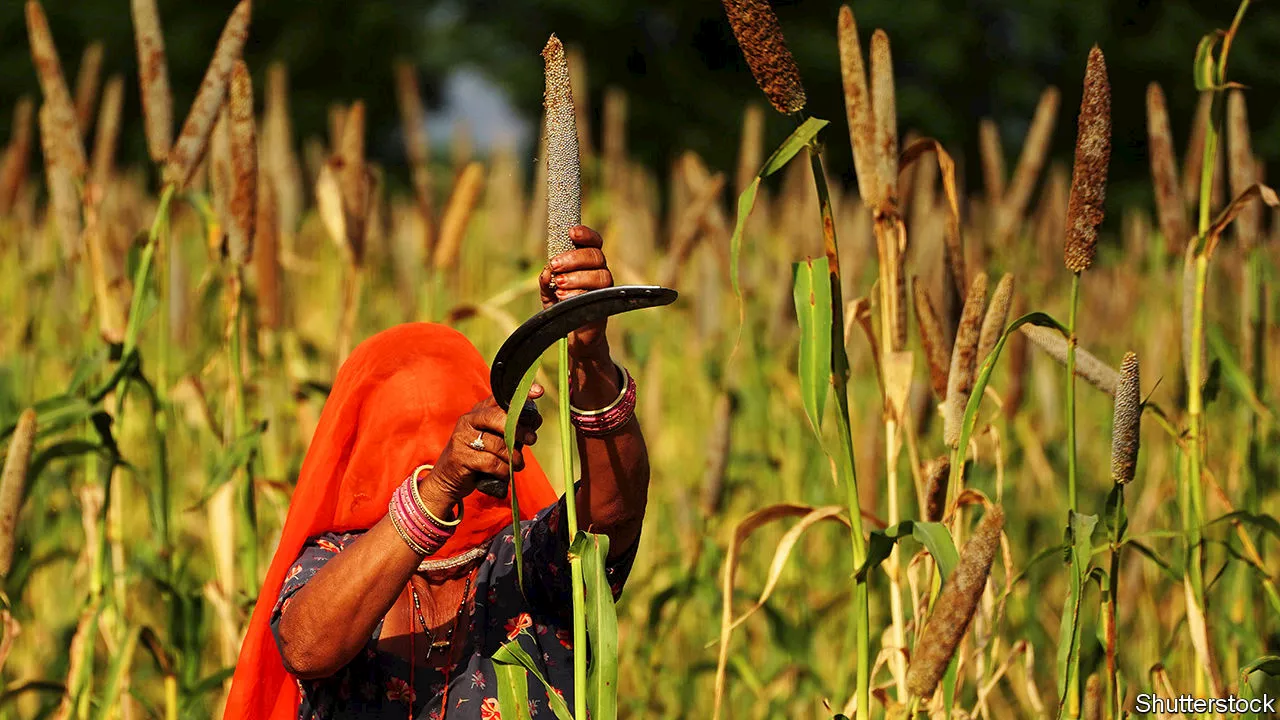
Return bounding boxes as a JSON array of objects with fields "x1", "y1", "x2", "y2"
[{"x1": 721, "y1": 0, "x2": 807, "y2": 114}]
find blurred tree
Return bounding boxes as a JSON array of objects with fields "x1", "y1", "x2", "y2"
[{"x1": 0, "y1": 0, "x2": 1276, "y2": 216}]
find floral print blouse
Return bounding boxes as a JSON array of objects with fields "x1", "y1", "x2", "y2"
[{"x1": 270, "y1": 496, "x2": 638, "y2": 719}]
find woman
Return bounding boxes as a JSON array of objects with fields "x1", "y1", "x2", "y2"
[{"x1": 224, "y1": 226, "x2": 649, "y2": 719}]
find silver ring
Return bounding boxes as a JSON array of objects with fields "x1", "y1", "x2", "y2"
[{"x1": 469, "y1": 432, "x2": 486, "y2": 451}]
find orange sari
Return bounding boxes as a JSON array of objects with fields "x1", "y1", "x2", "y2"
[{"x1": 222, "y1": 323, "x2": 556, "y2": 720}]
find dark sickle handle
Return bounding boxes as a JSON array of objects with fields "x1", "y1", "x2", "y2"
[
  {"x1": 475, "y1": 476, "x2": 509, "y2": 499},
  {"x1": 473, "y1": 400, "x2": 540, "y2": 500}
]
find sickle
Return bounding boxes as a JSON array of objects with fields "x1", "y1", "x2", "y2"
[{"x1": 473, "y1": 284, "x2": 678, "y2": 498}]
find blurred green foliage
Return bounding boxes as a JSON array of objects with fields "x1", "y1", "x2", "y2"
[{"x1": 0, "y1": 0, "x2": 1277, "y2": 211}]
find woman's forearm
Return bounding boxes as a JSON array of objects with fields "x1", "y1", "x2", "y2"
[
  {"x1": 275, "y1": 517, "x2": 421, "y2": 678},
  {"x1": 569, "y1": 341, "x2": 650, "y2": 556}
]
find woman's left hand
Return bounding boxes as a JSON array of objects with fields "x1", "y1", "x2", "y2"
[{"x1": 539, "y1": 225, "x2": 612, "y2": 356}]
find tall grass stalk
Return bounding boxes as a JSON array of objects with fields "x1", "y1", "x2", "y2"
[
  {"x1": 543, "y1": 34, "x2": 590, "y2": 719},
  {"x1": 1060, "y1": 44, "x2": 1109, "y2": 719},
  {"x1": 1106, "y1": 352, "x2": 1140, "y2": 719},
  {"x1": 805, "y1": 142, "x2": 870, "y2": 720},
  {"x1": 1184, "y1": 0, "x2": 1251, "y2": 699}
]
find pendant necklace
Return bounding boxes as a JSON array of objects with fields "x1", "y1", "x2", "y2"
[{"x1": 406, "y1": 567, "x2": 476, "y2": 720}]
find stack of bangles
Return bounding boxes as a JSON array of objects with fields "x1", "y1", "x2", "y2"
[
  {"x1": 388, "y1": 464, "x2": 462, "y2": 556},
  {"x1": 570, "y1": 363, "x2": 637, "y2": 436}
]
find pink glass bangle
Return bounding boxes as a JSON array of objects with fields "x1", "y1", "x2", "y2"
[
  {"x1": 388, "y1": 470, "x2": 461, "y2": 556},
  {"x1": 397, "y1": 482, "x2": 452, "y2": 545},
  {"x1": 570, "y1": 364, "x2": 637, "y2": 437},
  {"x1": 390, "y1": 493, "x2": 442, "y2": 556},
  {"x1": 401, "y1": 481, "x2": 459, "y2": 541},
  {"x1": 394, "y1": 484, "x2": 448, "y2": 553},
  {"x1": 387, "y1": 501, "x2": 431, "y2": 556}
]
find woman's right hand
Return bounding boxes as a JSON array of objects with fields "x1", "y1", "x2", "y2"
[{"x1": 417, "y1": 385, "x2": 545, "y2": 517}]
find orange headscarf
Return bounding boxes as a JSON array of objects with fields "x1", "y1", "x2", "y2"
[{"x1": 223, "y1": 322, "x2": 557, "y2": 720}]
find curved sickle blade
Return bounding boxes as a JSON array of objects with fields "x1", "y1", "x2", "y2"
[
  {"x1": 474, "y1": 285, "x2": 677, "y2": 499},
  {"x1": 490, "y1": 285, "x2": 678, "y2": 411}
]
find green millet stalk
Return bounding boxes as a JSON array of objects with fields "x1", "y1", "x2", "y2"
[
  {"x1": 912, "y1": 279, "x2": 950, "y2": 401},
  {"x1": 0, "y1": 409, "x2": 37, "y2": 577},
  {"x1": 906, "y1": 504, "x2": 1004, "y2": 699},
  {"x1": 1019, "y1": 324, "x2": 1120, "y2": 395},
  {"x1": 164, "y1": 0, "x2": 252, "y2": 189},
  {"x1": 721, "y1": 0, "x2": 807, "y2": 115},
  {"x1": 543, "y1": 33, "x2": 589, "y2": 720},
  {"x1": 976, "y1": 273, "x2": 1014, "y2": 372},
  {"x1": 542, "y1": 35, "x2": 581, "y2": 259},
  {"x1": 1111, "y1": 352, "x2": 1140, "y2": 485},
  {"x1": 944, "y1": 272, "x2": 988, "y2": 448},
  {"x1": 1063, "y1": 46, "x2": 1110, "y2": 274},
  {"x1": 1180, "y1": 242, "x2": 1206, "y2": 388}
]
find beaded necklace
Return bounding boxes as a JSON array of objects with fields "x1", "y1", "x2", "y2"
[{"x1": 405, "y1": 564, "x2": 478, "y2": 720}]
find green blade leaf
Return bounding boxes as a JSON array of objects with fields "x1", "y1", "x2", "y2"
[
  {"x1": 1207, "y1": 326, "x2": 1275, "y2": 422},
  {"x1": 572, "y1": 531, "x2": 618, "y2": 720},
  {"x1": 1206, "y1": 511, "x2": 1280, "y2": 542},
  {"x1": 183, "y1": 667, "x2": 236, "y2": 700},
  {"x1": 853, "y1": 520, "x2": 959, "y2": 583},
  {"x1": 1, "y1": 395, "x2": 99, "y2": 442},
  {"x1": 91, "y1": 625, "x2": 140, "y2": 720},
  {"x1": 28, "y1": 440, "x2": 110, "y2": 481},
  {"x1": 493, "y1": 637, "x2": 574, "y2": 720},
  {"x1": 1124, "y1": 540, "x2": 1182, "y2": 584},
  {"x1": 66, "y1": 349, "x2": 110, "y2": 396},
  {"x1": 494, "y1": 662, "x2": 534, "y2": 720},
  {"x1": 1056, "y1": 511, "x2": 1099, "y2": 714},
  {"x1": 792, "y1": 257, "x2": 832, "y2": 434},
  {"x1": 953, "y1": 312, "x2": 1067, "y2": 490},
  {"x1": 503, "y1": 360, "x2": 542, "y2": 597},
  {"x1": 187, "y1": 421, "x2": 266, "y2": 511},
  {"x1": 1241, "y1": 655, "x2": 1280, "y2": 675},
  {"x1": 1193, "y1": 32, "x2": 1222, "y2": 91},
  {"x1": 728, "y1": 117, "x2": 830, "y2": 364},
  {"x1": 729, "y1": 179, "x2": 761, "y2": 306},
  {"x1": 761, "y1": 118, "x2": 829, "y2": 177}
]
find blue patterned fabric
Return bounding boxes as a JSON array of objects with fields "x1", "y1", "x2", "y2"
[{"x1": 270, "y1": 496, "x2": 637, "y2": 719}]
